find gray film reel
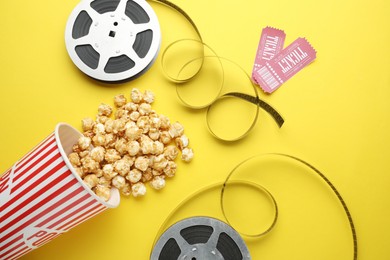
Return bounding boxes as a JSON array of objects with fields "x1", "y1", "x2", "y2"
[
  {"x1": 65, "y1": 0, "x2": 161, "y2": 82},
  {"x1": 151, "y1": 217, "x2": 251, "y2": 260}
]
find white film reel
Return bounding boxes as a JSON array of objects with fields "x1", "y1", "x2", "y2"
[{"x1": 65, "y1": 0, "x2": 161, "y2": 82}]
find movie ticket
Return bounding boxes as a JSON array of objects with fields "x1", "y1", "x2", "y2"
[
  {"x1": 252, "y1": 27, "x2": 286, "y2": 83},
  {"x1": 253, "y1": 37, "x2": 316, "y2": 93}
]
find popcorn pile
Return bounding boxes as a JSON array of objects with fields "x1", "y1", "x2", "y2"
[{"x1": 68, "y1": 88, "x2": 194, "y2": 201}]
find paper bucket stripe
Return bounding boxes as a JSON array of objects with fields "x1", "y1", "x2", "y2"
[{"x1": 0, "y1": 123, "x2": 120, "y2": 260}]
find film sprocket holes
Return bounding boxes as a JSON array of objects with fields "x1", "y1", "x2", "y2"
[{"x1": 65, "y1": 0, "x2": 161, "y2": 82}]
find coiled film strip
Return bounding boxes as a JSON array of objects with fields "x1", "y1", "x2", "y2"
[
  {"x1": 65, "y1": 0, "x2": 161, "y2": 82},
  {"x1": 150, "y1": 1, "x2": 284, "y2": 141},
  {"x1": 151, "y1": 154, "x2": 358, "y2": 260}
]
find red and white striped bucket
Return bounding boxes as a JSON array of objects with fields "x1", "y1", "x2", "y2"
[{"x1": 0, "y1": 123, "x2": 120, "y2": 260}]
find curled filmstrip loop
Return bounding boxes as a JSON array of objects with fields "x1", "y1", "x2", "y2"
[
  {"x1": 149, "y1": 0, "x2": 206, "y2": 84},
  {"x1": 162, "y1": 39, "x2": 224, "y2": 107},
  {"x1": 161, "y1": 39, "x2": 205, "y2": 84},
  {"x1": 220, "y1": 180, "x2": 278, "y2": 238},
  {"x1": 150, "y1": 180, "x2": 277, "y2": 255},
  {"x1": 222, "y1": 153, "x2": 358, "y2": 260},
  {"x1": 150, "y1": 0, "x2": 284, "y2": 141},
  {"x1": 161, "y1": 38, "x2": 284, "y2": 141},
  {"x1": 152, "y1": 153, "x2": 358, "y2": 260},
  {"x1": 150, "y1": 0, "x2": 203, "y2": 41}
]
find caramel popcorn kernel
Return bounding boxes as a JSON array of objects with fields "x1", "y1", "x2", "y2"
[
  {"x1": 83, "y1": 174, "x2": 99, "y2": 189},
  {"x1": 131, "y1": 88, "x2": 143, "y2": 104},
  {"x1": 69, "y1": 88, "x2": 194, "y2": 201},
  {"x1": 150, "y1": 176, "x2": 166, "y2": 190},
  {"x1": 181, "y1": 148, "x2": 194, "y2": 162},
  {"x1": 81, "y1": 117, "x2": 95, "y2": 132},
  {"x1": 78, "y1": 136, "x2": 91, "y2": 150},
  {"x1": 94, "y1": 185, "x2": 111, "y2": 202},
  {"x1": 131, "y1": 182, "x2": 146, "y2": 197},
  {"x1": 114, "y1": 94, "x2": 127, "y2": 107}
]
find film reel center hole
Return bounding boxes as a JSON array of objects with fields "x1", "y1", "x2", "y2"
[
  {"x1": 109, "y1": 22, "x2": 119, "y2": 37},
  {"x1": 109, "y1": 31, "x2": 116, "y2": 37}
]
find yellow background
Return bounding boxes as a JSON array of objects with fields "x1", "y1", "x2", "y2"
[{"x1": 0, "y1": 0, "x2": 389, "y2": 259}]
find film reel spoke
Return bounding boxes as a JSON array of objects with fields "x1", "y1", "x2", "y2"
[
  {"x1": 134, "y1": 23, "x2": 153, "y2": 34},
  {"x1": 114, "y1": 0, "x2": 129, "y2": 17},
  {"x1": 204, "y1": 228, "x2": 221, "y2": 249},
  {"x1": 124, "y1": 48, "x2": 142, "y2": 63},
  {"x1": 72, "y1": 34, "x2": 94, "y2": 48},
  {"x1": 83, "y1": 7, "x2": 101, "y2": 24},
  {"x1": 175, "y1": 236, "x2": 194, "y2": 257},
  {"x1": 97, "y1": 52, "x2": 111, "y2": 71}
]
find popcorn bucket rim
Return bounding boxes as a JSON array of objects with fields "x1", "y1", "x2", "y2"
[{"x1": 55, "y1": 122, "x2": 120, "y2": 208}]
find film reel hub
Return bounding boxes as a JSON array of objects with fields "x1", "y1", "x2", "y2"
[
  {"x1": 65, "y1": 0, "x2": 161, "y2": 82},
  {"x1": 88, "y1": 13, "x2": 137, "y2": 55},
  {"x1": 179, "y1": 244, "x2": 224, "y2": 260}
]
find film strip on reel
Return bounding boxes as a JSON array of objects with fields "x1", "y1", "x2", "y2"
[
  {"x1": 65, "y1": 0, "x2": 161, "y2": 82},
  {"x1": 151, "y1": 217, "x2": 251, "y2": 260}
]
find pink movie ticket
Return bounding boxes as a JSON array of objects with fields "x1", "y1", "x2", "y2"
[
  {"x1": 253, "y1": 37, "x2": 317, "y2": 93},
  {"x1": 252, "y1": 27, "x2": 286, "y2": 83}
]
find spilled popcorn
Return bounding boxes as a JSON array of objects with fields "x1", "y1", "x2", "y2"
[{"x1": 68, "y1": 88, "x2": 193, "y2": 201}]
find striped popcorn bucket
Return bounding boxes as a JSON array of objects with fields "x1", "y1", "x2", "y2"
[{"x1": 0, "y1": 123, "x2": 120, "y2": 260}]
